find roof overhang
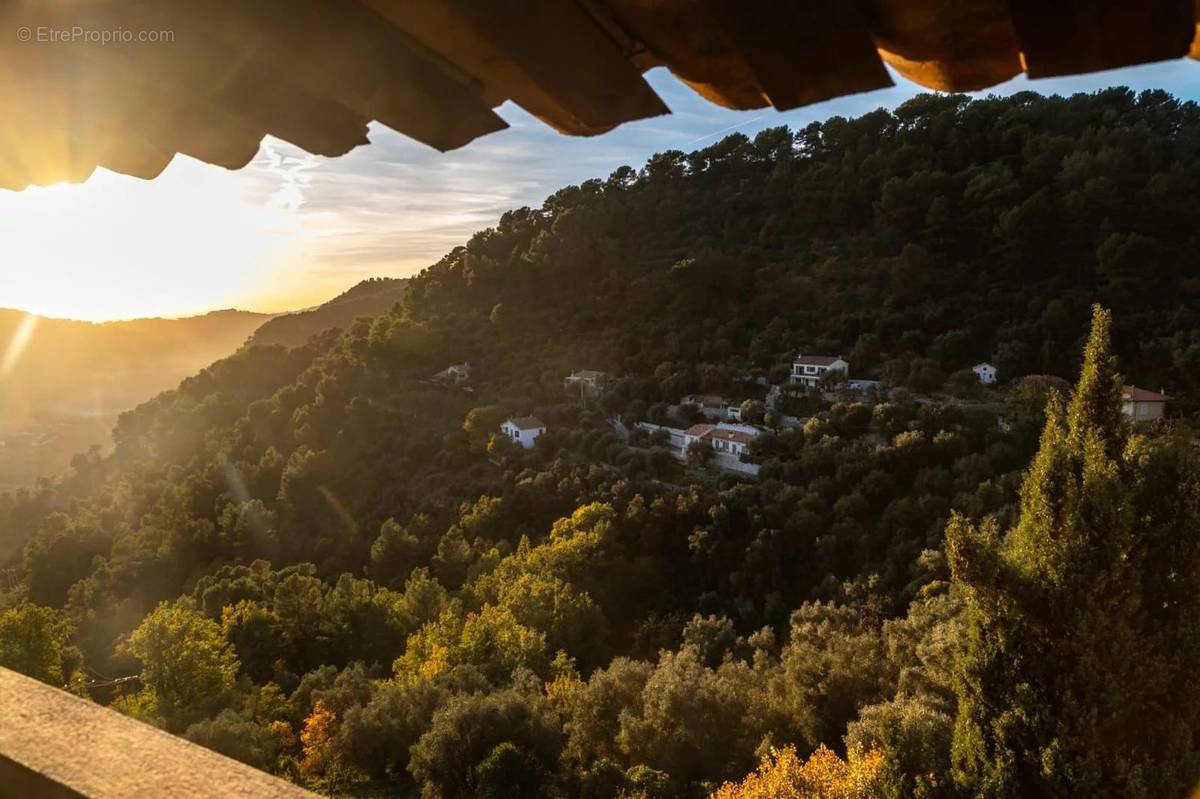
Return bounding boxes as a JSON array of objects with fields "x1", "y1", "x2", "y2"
[{"x1": 2, "y1": 0, "x2": 1197, "y2": 190}]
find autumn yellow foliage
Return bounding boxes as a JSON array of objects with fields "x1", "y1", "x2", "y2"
[
  {"x1": 712, "y1": 744, "x2": 886, "y2": 799},
  {"x1": 299, "y1": 699, "x2": 337, "y2": 776}
]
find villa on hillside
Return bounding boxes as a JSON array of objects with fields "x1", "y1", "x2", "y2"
[
  {"x1": 684, "y1": 422, "x2": 758, "y2": 457},
  {"x1": 1121, "y1": 385, "x2": 1168, "y2": 421},
  {"x1": 973, "y1": 362, "x2": 998, "y2": 385},
  {"x1": 636, "y1": 420, "x2": 760, "y2": 476},
  {"x1": 564, "y1": 369, "x2": 608, "y2": 397},
  {"x1": 791, "y1": 354, "x2": 849, "y2": 388},
  {"x1": 500, "y1": 416, "x2": 547, "y2": 449}
]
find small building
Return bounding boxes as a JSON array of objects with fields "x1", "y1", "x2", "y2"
[
  {"x1": 500, "y1": 416, "x2": 547, "y2": 449},
  {"x1": 564, "y1": 369, "x2": 607, "y2": 397},
  {"x1": 683, "y1": 422, "x2": 759, "y2": 457},
  {"x1": 791, "y1": 354, "x2": 849, "y2": 388},
  {"x1": 972, "y1": 362, "x2": 997, "y2": 385},
  {"x1": 726, "y1": 404, "x2": 743, "y2": 422},
  {"x1": 433, "y1": 362, "x2": 471, "y2": 384},
  {"x1": 1121, "y1": 385, "x2": 1168, "y2": 422},
  {"x1": 846, "y1": 379, "x2": 881, "y2": 392}
]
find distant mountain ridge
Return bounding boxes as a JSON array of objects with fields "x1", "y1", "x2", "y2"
[
  {"x1": 0, "y1": 307, "x2": 275, "y2": 491},
  {"x1": 247, "y1": 277, "x2": 408, "y2": 348},
  {"x1": 0, "y1": 307, "x2": 274, "y2": 422},
  {"x1": 0, "y1": 279, "x2": 408, "y2": 491}
]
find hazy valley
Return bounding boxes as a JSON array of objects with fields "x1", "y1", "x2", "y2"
[{"x1": 0, "y1": 278, "x2": 406, "y2": 492}]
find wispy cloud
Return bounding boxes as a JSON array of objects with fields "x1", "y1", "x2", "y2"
[
  {"x1": 245, "y1": 60, "x2": 1200, "y2": 306},
  {"x1": 10, "y1": 60, "x2": 1195, "y2": 321}
]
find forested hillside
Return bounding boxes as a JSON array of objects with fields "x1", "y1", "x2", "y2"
[
  {"x1": 3, "y1": 88, "x2": 1200, "y2": 798},
  {"x1": 248, "y1": 278, "x2": 408, "y2": 349}
]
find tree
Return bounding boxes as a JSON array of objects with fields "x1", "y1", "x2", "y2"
[
  {"x1": 185, "y1": 709, "x2": 282, "y2": 771},
  {"x1": 712, "y1": 744, "x2": 887, "y2": 799},
  {"x1": 335, "y1": 679, "x2": 446, "y2": 781},
  {"x1": 0, "y1": 603, "x2": 74, "y2": 685},
  {"x1": 395, "y1": 604, "x2": 549, "y2": 686},
  {"x1": 125, "y1": 604, "x2": 240, "y2": 729},
  {"x1": 563, "y1": 657, "x2": 653, "y2": 766},
  {"x1": 408, "y1": 689, "x2": 563, "y2": 799},
  {"x1": 220, "y1": 600, "x2": 283, "y2": 684},
  {"x1": 475, "y1": 742, "x2": 544, "y2": 799},
  {"x1": 753, "y1": 603, "x2": 894, "y2": 756},
  {"x1": 818, "y1": 368, "x2": 848, "y2": 391},
  {"x1": 947, "y1": 306, "x2": 1200, "y2": 797},
  {"x1": 617, "y1": 647, "x2": 755, "y2": 789},
  {"x1": 687, "y1": 439, "x2": 713, "y2": 467},
  {"x1": 739, "y1": 400, "x2": 767, "y2": 425},
  {"x1": 300, "y1": 699, "x2": 339, "y2": 778},
  {"x1": 464, "y1": 406, "x2": 508, "y2": 443},
  {"x1": 486, "y1": 432, "x2": 515, "y2": 459},
  {"x1": 370, "y1": 518, "x2": 425, "y2": 587},
  {"x1": 23, "y1": 514, "x2": 108, "y2": 606},
  {"x1": 1004, "y1": 374, "x2": 1071, "y2": 427}
]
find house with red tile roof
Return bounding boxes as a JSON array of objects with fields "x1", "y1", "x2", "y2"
[
  {"x1": 683, "y1": 422, "x2": 758, "y2": 457},
  {"x1": 1121, "y1": 385, "x2": 1168, "y2": 422}
]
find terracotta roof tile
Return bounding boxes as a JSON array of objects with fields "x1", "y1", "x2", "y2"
[
  {"x1": 1122, "y1": 385, "x2": 1169, "y2": 402},
  {"x1": 2, "y1": 2, "x2": 1197, "y2": 188}
]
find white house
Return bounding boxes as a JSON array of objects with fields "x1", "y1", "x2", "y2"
[
  {"x1": 683, "y1": 423, "x2": 758, "y2": 457},
  {"x1": 500, "y1": 416, "x2": 547, "y2": 449},
  {"x1": 791, "y1": 354, "x2": 849, "y2": 388},
  {"x1": 972, "y1": 362, "x2": 997, "y2": 385},
  {"x1": 1121, "y1": 385, "x2": 1168, "y2": 421},
  {"x1": 564, "y1": 370, "x2": 607, "y2": 397}
]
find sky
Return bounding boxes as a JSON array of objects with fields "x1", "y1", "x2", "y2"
[{"x1": 1, "y1": 59, "x2": 1199, "y2": 322}]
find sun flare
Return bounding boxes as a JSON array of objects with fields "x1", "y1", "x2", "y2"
[{"x1": 0, "y1": 154, "x2": 314, "y2": 322}]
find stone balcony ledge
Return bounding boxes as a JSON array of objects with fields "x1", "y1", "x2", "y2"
[{"x1": 0, "y1": 667, "x2": 317, "y2": 799}]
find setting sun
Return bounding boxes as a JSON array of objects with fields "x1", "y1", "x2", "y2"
[{"x1": 0, "y1": 148, "x2": 314, "y2": 321}]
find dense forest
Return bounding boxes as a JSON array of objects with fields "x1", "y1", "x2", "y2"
[
  {"x1": 3, "y1": 88, "x2": 1200, "y2": 798},
  {"x1": 248, "y1": 278, "x2": 409, "y2": 349}
]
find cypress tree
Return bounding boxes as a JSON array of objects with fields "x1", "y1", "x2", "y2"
[{"x1": 948, "y1": 305, "x2": 1200, "y2": 798}]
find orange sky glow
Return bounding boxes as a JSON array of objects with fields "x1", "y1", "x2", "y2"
[{"x1": 2, "y1": 62, "x2": 1197, "y2": 323}]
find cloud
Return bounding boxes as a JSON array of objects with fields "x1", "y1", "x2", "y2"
[{"x1": 32, "y1": 59, "x2": 1193, "y2": 318}]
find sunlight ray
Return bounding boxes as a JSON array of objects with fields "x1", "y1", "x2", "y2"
[{"x1": 0, "y1": 313, "x2": 37, "y2": 380}]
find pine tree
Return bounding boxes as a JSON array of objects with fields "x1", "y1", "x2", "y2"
[{"x1": 947, "y1": 305, "x2": 1200, "y2": 798}]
